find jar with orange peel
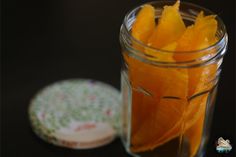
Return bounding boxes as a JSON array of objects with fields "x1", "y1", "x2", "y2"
[{"x1": 120, "y1": 1, "x2": 227, "y2": 157}]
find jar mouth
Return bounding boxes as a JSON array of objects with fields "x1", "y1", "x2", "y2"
[{"x1": 122, "y1": 0, "x2": 227, "y2": 54}]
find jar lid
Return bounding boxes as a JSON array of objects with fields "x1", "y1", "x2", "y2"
[{"x1": 29, "y1": 79, "x2": 121, "y2": 149}]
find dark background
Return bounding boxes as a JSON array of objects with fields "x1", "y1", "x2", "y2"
[{"x1": 1, "y1": 0, "x2": 235, "y2": 157}]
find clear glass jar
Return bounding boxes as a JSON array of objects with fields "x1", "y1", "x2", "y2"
[{"x1": 119, "y1": 1, "x2": 227, "y2": 157}]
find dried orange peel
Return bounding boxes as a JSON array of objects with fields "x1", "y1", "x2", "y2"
[
  {"x1": 148, "y1": 1, "x2": 186, "y2": 48},
  {"x1": 131, "y1": 5, "x2": 155, "y2": 45}
]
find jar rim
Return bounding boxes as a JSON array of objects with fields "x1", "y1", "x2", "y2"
[{"x1": 122, "y1": 0, "x2": 227, "y2": 54}]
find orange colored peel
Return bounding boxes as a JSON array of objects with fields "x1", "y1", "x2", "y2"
[
  {"x1": 148, "y1": 1, "x2": 186, "y2": 49},
  {"x1": 131, "y1": 4, "x2": 155, "y2": 44},
  {"x1": 185, "y1": 95, "x2": 208, "y2": 157}
]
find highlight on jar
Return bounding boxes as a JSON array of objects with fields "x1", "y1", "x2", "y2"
[{"x1": 119, "y1": 1, "x2": 228, "y2": 157}]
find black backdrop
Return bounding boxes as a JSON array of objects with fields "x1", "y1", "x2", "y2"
[{"x1": 2, "y1": 0, "x2": 235, "y2": 157}]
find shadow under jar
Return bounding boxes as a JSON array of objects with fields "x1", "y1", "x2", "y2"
[{"x1": 119, "y1": 1, "x2": 228, "y2": 157}]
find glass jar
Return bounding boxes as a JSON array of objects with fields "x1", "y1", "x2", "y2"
[{"x1": 119, "y1": 1, "x2": 227, "y2": 157}]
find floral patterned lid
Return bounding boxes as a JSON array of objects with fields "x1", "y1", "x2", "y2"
[{"x1": 29, "y1": 79, "x2": 121, "y2": 149}]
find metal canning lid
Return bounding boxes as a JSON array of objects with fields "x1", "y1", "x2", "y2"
[{"x1": 29, "y1": 79, "x2": 121, "y2": 149}]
